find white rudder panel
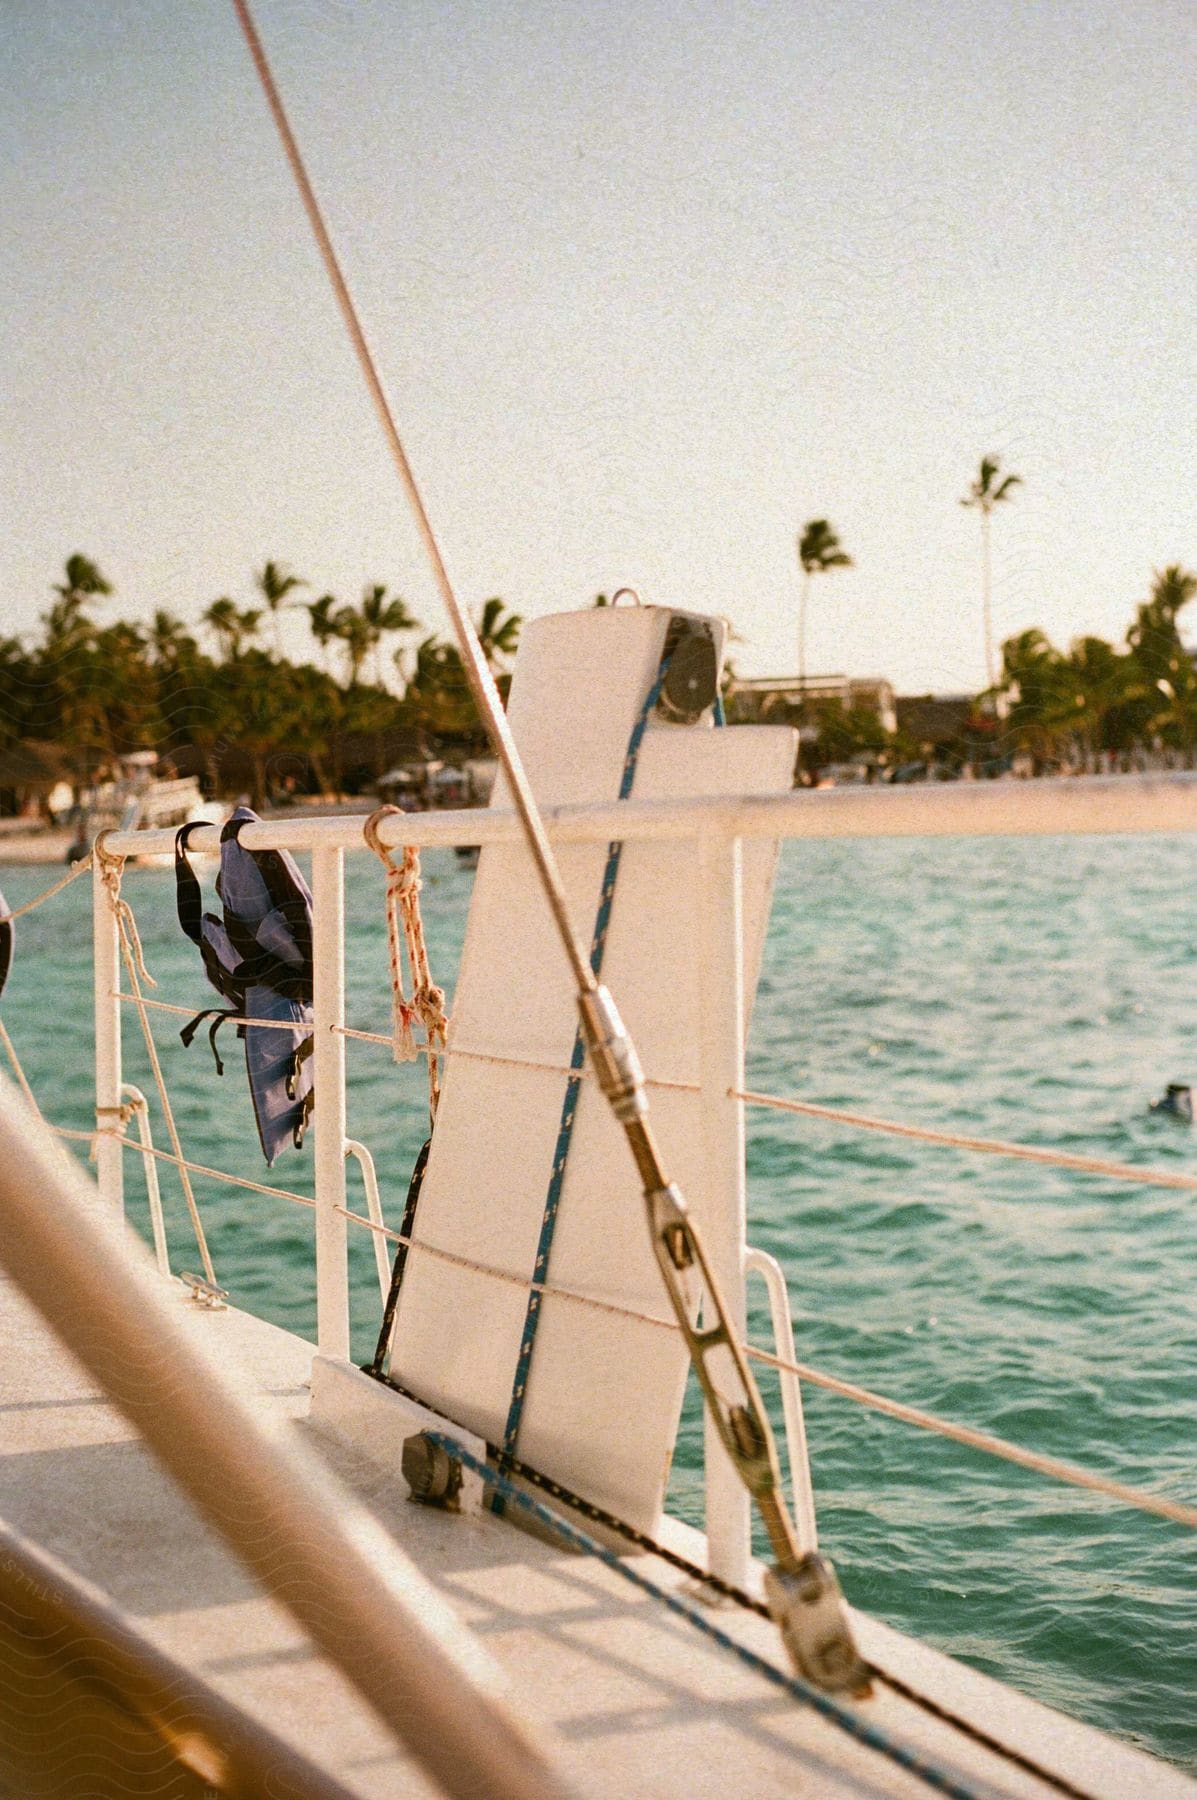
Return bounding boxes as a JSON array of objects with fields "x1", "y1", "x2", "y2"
[{"x1": 390, "y1": 605, "x2": 795, "y2": 1530}]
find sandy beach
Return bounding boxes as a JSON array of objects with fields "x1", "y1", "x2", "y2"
[{"x1": 0, "y1": 829, "x2": 75, "y2": 865}]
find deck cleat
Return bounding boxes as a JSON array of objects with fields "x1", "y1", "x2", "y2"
[
  {"x1": 402, "y1": 1430, "x2": 464, "y2": 1510},
  {"x1": 179, "y1": 1271, "x2": 229, "y2": 1311}
]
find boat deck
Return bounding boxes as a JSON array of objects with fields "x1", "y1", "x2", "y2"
[{"x1": 1, "y1": 1274, "x2": 1190, "y2": 1799}]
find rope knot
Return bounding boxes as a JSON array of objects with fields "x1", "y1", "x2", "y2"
[
  {"x1": 387, "y1": 858, "x2": 421, "y2": 900},
  {"x1": 364, "y1": 805, "x2": 448, "y2": 1104},
  {"x1": 95, "y1": 830, "x2": 158, "y2": 990}
]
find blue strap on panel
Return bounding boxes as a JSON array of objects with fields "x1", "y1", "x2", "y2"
[{"x1": 496, "y1": 663, "x2": 724, "y2": 1500}]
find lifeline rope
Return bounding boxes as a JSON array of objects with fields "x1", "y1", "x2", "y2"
[
  {"x1": 31, "y1": 826, "x2": 1192, "y2": 1531},
  {"x1": 497, "y1": 658, "x2": 676, "y2": 1498},
  {"x1": 0, "y1": 861, "x2": 94, "y2": 1112},
  {"x1": 478, "y1": 1437, "x2": 1091, "y2": 1800},
  {"x1": 111, "y1": 1134, "x2": 316, "y2": 1211},
  {"x1": 0, "y1": 1016, "x2": 43, "y2": 1116},
  {"x1": 96, "y1": 837, "x2": 217, "y2": 1285},
  {"x1": 309, "y1": 1021, "x2": 1197, "y2": 1200},
  {"x1": 364, "y1": 805, "x2": 448, "y2": 1117},
  {"x1": 47, "y1": 1102, "x2": 1190, "y2": 1535},
  {"x1": 426, "y1": 1432, "x2": 985, "y2": 1800},
  {"x1": 738, "y1": 1088, "x2": 1197, "y2": 1194},
  {"x1": 117, "y1": 974, "x2": 1197, "y2": 1192},
  {"x1": 0, "y1": 853, "x2": 93, "y2": 922},
  {"x1": 99, "y1": 978, "x2": 1197, "y2": 1524},
  {"x1": 339, "y1": 1203, "x2": 1197, "y2": 1532}
]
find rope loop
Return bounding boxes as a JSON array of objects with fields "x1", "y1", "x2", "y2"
[
  {"x1": 362, "y1": 802, "x2": 399, "y2": 864},
  {"x1": 95, "y1": 832, "x2": 157, "y2": 990},
  {"x1": 364, "y1": 804, "x2": 449, "y2": 1112}
]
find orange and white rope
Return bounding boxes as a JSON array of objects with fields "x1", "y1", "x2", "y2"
[{"x1": 364, "y1": 805, "x2": 449, "y2": 1115}]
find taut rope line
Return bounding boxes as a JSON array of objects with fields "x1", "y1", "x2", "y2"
[
  {"x1": 96, "y1": 836, "x2": 217, "y2": 1285},
  {"x1": 336, "y1": 1203, "x2": 1197, "y2": 1532},
  {"x1": 113, "y1": 994, "x2": 1197, "y2": 1196},
  {"x1": 737, "y1": 1088, "x2": 1197, "y2": 1192},
  {"x1": 1, "y1": 854, "x2": 93, "y2": 922},
  {"x1": 70, "y1": 1108, "x2": 1197, "y2": 1532},
  {"x1": 0, "y1": 1017, "x2": 42, "y2": 1116},
  {"x1": 428, "y1": 1434, "x2": 985, "y2": 1800},
  {"x1": 230, "y1": 0, "x2": 594, "y2": 999}
]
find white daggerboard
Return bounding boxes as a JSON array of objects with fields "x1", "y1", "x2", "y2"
[{"x1": 390, "y1": 606, "x2": 795, "y2": 1530}]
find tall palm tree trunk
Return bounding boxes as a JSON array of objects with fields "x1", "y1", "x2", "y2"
[{"x1": 981, "y1": 508, "x2": 994, "y2": 690}]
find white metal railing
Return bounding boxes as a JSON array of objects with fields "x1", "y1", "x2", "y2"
[
  {"x1": 99, "y1": 768, "x2": 1197, "y2": 863},
  {"x1": 120, "y1": 1084, "x2": 169, "y2": 1277},
  {"x1": 93, "y1": 772, "x2": 1197, "y2": 1583},
  {"x1": 345, "y1": 1138, "x2": 393, "y2": 1301}
]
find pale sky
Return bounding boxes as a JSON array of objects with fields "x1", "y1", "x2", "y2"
[{"x1": 4, "y1": 0, "x2": 1195, "y2": 694}]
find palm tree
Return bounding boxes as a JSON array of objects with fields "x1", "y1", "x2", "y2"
[
  {"x1": 960, "y1": 456, "x2": 1021, "y2": 691},
  {"x1": 474, "y1": 597, "x2": 523, "y2": 671},
  {"x1": 53, "y1": 553, "x2": 113, "y2": 609},
  {"x1": 92, "y1": 619, "x2": 160, "y2": 753},
  {"x1": 998, "y1": 628, "x2": 1066, "y2": 772},
  {"x1": 358, "y1": 583, "x2": 418, "y2": 687},
  {"x1": 405, "y1": 633, "x2": 477, "y2": 738},
  {"x1": 42, "y1": 554, "x2": 113, "y2": 660},
  {"x1": 1128, "y1": 565, "x2": 1197, "y2": 766},
  {"x1": 796, "y1": 520, "x2": 852, "y2": 691},
  {"x1": 216, "y1": 651, "x2": 299, "y2": 808},
  {"x1": 285, "y1": 662, "x2": 343, "y2": 797},
  {"x1": 307, "y1": 594, "x2": 340, "y2": 673},
  {"x1": 147, "y1": 609, "x2": 195, "y2": 668},
  {"x1": 1061, "y1": 635, "x2": 1132, "y2": 772},
  {"x1": 332, "y1": 605, "x2": 372, "y2": 688},
  {"x1": 255, "y1": 560, "x2": 306, "y2": 658},
  {"x1": 1127, "y1": 564, "x2": 1197, "y2": 687},
  {"x1": 203, "y1": 597, "x2": 261, "y2": 662}
]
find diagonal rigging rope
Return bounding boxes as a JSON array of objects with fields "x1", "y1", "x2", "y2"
[
  {"x1": 5, "y1": 756, "x2": 1187, "y2": 1556},
  {"x1": 78, "y1": 1096, "x2": 1197, "y2": 1530},
  {"x1": 109, "y1": 995, "x2": 1197, "y2": 1196},
  {"x1": 737, "y1": 1088, "x2": 1197, "y2": 1193},
  {"x1": 96, "y1": 838, "x2": 216, "y2": 1285},
  {"x1": 0, "y1": 854, "x2": 93, "y2": 921},
  {"x1": 0, "y1": 1017, "x2": 42, "y2": 1115},
  {"x1": 85, "y1": 871, "x2": 1197, "y2": 1529},
  {"x1": 335, "y1": 1202, "x2": 1197, "y2": 1532}
]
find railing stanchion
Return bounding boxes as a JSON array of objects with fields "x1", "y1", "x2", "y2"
[
  {"x1": 746, "y1": 1246, "x2": 818, "y2": 1552},
  {"x1": 312, "y1": 846, "x2": 350, "y2": 1359},
  {"x1": 92, "y1": 850, "x2": 124, "y2": 1214},
  {"x1": 697, "y1": 827, "x2": 751, "y2": 1587}
]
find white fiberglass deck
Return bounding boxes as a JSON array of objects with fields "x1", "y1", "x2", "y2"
[{"x1": 1, "y1": 1268, "x2": 1190, "y2": 1800}]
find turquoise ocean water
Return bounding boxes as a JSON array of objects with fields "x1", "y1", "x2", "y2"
[{"x1": 1, "y1": 833, "x2": 1194, "y2": 1770}]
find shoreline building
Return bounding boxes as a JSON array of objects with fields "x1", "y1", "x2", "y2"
[{"x1": 724, "y1": 673, "x2": 897, "y2": 737}]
